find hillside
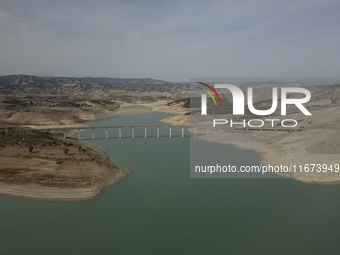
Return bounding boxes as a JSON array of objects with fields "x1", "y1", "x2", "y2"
[{"x1": 0, "y1": 75, "x2": 188, "y2": 95}]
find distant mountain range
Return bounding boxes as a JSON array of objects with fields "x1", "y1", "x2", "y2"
[
  {"x1": 1, "y1": 75, "x2": 340, "y2": 96},
  {"x1": 0, "y1": 75, "x2": 187, "y2": 95}
]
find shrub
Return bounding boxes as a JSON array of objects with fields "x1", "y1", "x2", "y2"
[{"x1": 56, "y1": 158, "x2": 63, "y2": 164}]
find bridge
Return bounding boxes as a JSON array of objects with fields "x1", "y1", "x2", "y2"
[
  {"x1": 38, "y1": 125, "x2": 188, "y2": 140},
  {"x1": 1, "y1": 125, "x2": 306, "y2": 142},
  {"x1": 38, "y1": 125, "x2": 305, "y2": 141}
]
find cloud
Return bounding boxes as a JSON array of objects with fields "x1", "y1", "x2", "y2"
[{"x1": 0, "y1": 0, "x2": 339, "y2": 81}]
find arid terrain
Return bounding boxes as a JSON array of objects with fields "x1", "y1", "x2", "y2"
[
  {"x1": 0, "y1": 75, "x2": 189, "y2": 127},
  {"x1": 0, "y1": 128, "x2": 131, "y2": 201},
  {"x1": 0, "y1": 75, "x2": 189, "y2": 201},
  {"x1": 1, "y1": 75, "x2": 340, "y2": 201}
]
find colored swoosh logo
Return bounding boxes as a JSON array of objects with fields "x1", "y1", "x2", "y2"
[
  {"x1": 197, "y1": 82, "x2": 223, "y2": 106},
  {"x1": 197, "y1": 87, "x2": 217, "y2": 106}
]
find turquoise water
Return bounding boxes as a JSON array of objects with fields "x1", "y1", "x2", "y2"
[{"x1": 1, "y1": 112, "x2": 340, "y2": 254}]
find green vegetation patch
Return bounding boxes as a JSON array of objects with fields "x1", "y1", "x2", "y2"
[
  {"x1": 167, "y1": 98, "x2": 190, "y2": 108},
  {"x1": 56, "y1": 101, "x2": 80, "y2": 107},
  {"x1": 332, "y1": 97, "x2": 339, "y2": 104},
  {"x1": 89, "y1": 100, "x2": 115, "y2": 105},
  {"x1": 3, "y1": 97, "x2": 28, "y2": 107}
]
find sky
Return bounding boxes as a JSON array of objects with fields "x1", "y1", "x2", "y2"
[{"x1": 0, "y1": 0, "x2": 339, "y2": 82}]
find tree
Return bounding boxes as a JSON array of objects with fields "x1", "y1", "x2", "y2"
[{"x1": 64, "y1": 148, "x2": 68, "y2": 155}]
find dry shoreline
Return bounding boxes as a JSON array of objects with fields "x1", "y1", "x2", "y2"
[
  {"x1": 0, "y1": 102, "x2": 174, "y2": 202},
  {"x1": 0, "y1": 167, "x2": 130, "y2": 202},
  {"x1": 2, "y1": 99, "x2": 338, "y2": 202},
  {"x1": 0, "y1": 136, "x2": 132, "y2": 202},
  {"x1": 198, "y1": 131, "x2": 340, "y2": 184},
  {"x1": 0, "y1": 102, "x2": 179, "y2": 202},
  {"x1": 189, "y1": 106, "x2": 340, "y2": 184},
  {"x1": 0, "y1": 105, "x2": 148, "y2": 202}
]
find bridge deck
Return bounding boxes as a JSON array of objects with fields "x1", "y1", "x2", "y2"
[{"x1": 36, "y1": 125, "x2": 184, "y2": 131}]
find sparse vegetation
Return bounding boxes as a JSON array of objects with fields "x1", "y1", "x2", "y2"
[
  {"x1": 332, "y1": 97, "x2": 339, "y2": 104},
  {"x1": 0, "y1": 129, "x2": 101, "y2": 164},
  {"x1": 167, "y1": 98, "x2": 191, "y2": 108},
  {"x1": 0, "y1": 127, "x2": 125, "y2": 195},
  {"x1": 57, "y1": 101, "x2": 80, "y2": 107},
  {"x1": 3, "y1": 97, "x2": 28, "y2": 107}
]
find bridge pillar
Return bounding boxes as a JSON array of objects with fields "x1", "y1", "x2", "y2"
[
  {"x1": 220, "y1": 127, "x2": 222, "y2": 133},
  {"x1": 119, "y1": 127, "x2": 121, "y2": 139},
  {"x1": 207, "y1": 127, "x2": 209, "y2": 135},
  {"x1": 106, "y1": 128, "x2": 108, "y2": 140},
  {"x1": 92, "y1": 128, "x2": 94, "y2": 140},
  {"x1": 194, "y1": 126, "x2": 197, "y2": 138},
  {"x1": 145, "y1": 127, "x2": 147, "y2": 138},
  {"x1": 170, "y1": 126, "x2": 171, "y2": 138},
  {"x1": 182, "y1": 127, "x2": 184, "y2": 138},
  {"x1": 78, "y1": 129, "x2": 80, "y2": 141},
  {"x1": 132, "y1": 127, "x2": 134, "y2": 139},
  {"x1": 157, "y1": 126, "x2": 159, "y2": 138}
]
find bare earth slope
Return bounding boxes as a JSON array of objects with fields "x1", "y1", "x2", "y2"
[
  {"x1": 0, "y1": 129, "x2": 131, "y2": 201},
  {"x1": 0, "y1": 76, "x2": 189, "y2": 201}
]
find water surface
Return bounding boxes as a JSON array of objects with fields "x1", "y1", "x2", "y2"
[{"x1": 1, "y1": 112, "x2": 340, "y2": 254}]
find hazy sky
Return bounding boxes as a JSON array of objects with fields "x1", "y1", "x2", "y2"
[{"x1": 0, "y1": 0, "x2": 339, "y2": 81}]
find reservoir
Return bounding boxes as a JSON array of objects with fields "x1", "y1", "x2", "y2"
[{"x1": 1, "y1": 112, "x2": 340, "y2": 254}]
